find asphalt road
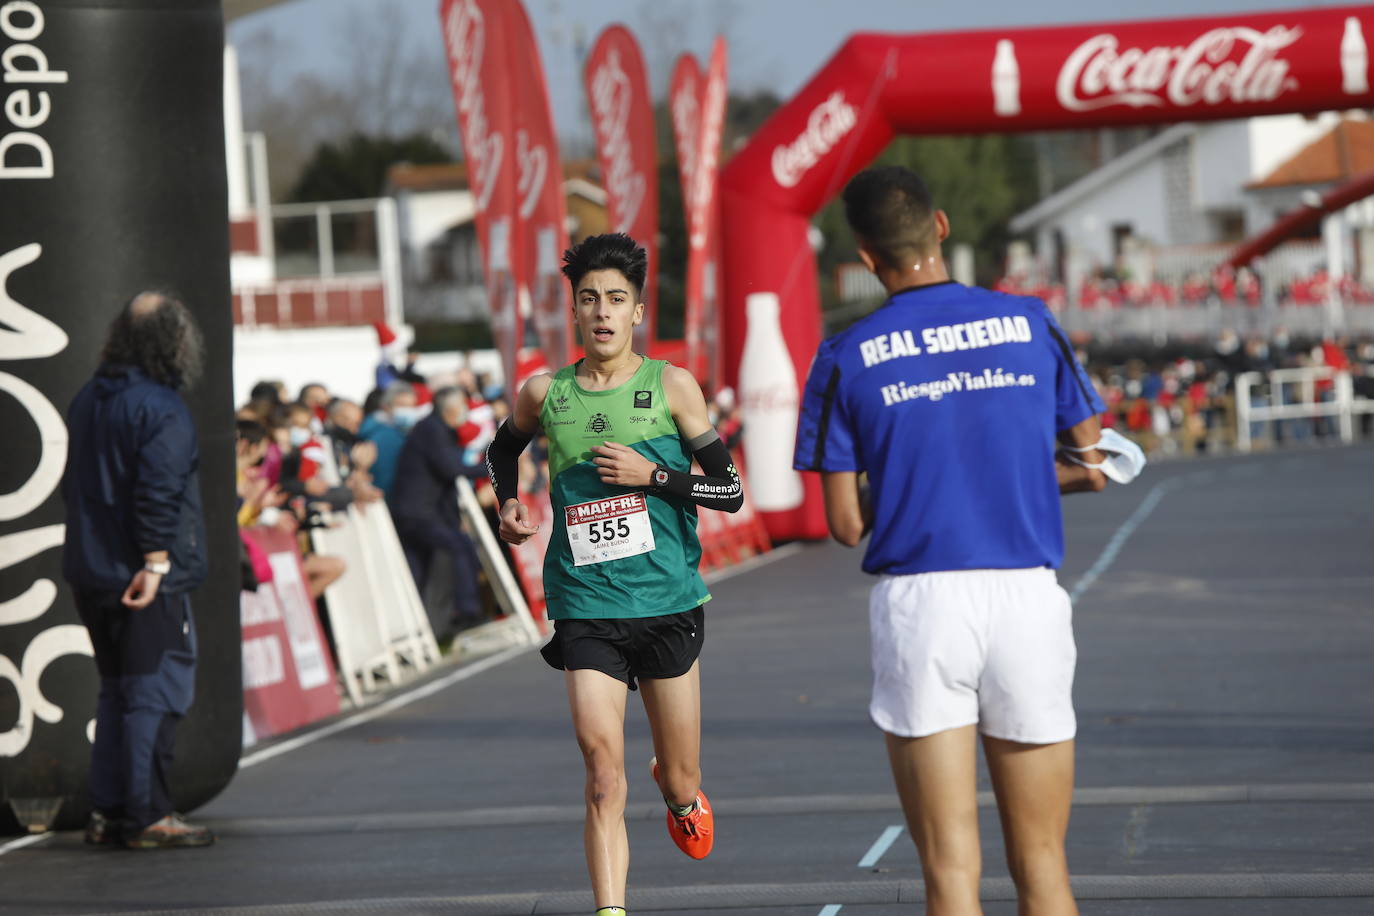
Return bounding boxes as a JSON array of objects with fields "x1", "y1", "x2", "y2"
[{"x1": 3, "y1": 443, "x2": 1372, "y2": 915}]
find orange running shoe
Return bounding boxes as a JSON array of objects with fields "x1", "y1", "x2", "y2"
[{"x1": 651, "y1": 757, "x2": 714, "y2": 859}]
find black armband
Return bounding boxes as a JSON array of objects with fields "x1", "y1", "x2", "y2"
[
  {"x1": 486, "y1": 420, "x2": 532, "y2": 507},
  {"x1": 650, "y1": 430, "x2": 744, "y2": 512}
]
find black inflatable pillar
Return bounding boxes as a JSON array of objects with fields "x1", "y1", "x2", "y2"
[{"x1": 0, "y1": 0, "x2": 240, "y2": 832}]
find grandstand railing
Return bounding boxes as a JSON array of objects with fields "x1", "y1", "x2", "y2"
[{"x1": 1234, "y1": 367, "x2": 1374, "y2": 451}]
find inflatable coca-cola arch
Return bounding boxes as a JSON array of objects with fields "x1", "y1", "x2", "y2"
[{"x1": 721, "y1": 5, "x2": 1374, "y2": 540}]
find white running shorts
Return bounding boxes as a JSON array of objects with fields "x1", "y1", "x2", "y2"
[{"x1": 869, "y1": 567, "x2": 1076, "y2": 744}]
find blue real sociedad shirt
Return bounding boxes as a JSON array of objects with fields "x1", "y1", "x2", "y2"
[{"x1": 793, "y1": 281, "x2": 1105, "y2": 575}]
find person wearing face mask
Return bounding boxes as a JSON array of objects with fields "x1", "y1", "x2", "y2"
[
  {"x1": 359, "y1": 382, "x2": 420, "y2": 500},
  {"x1": 279, "y1": 402, "x2": 353, "y2": 517}
]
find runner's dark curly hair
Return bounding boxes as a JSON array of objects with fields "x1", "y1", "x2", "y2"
[
  {"x1": 98, "y1": 291, "x2": 204, "y2": 390},
  {"x1": 560, "y1": 232, "x2": 647, "y2": 299}
]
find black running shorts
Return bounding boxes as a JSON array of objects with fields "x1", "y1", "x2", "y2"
[{"x1": 540, "y1": 607, "x2": 704, "y2": 690}]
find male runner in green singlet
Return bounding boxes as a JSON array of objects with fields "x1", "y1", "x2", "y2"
[{"x1": 485, "y1": 233, "x2": 744, "y2": 916}]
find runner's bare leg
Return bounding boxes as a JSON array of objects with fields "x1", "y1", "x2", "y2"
[
  {"x1": 885, "y1": 724, "x2": 984, "y2": 915},
  {"x1": 639, "y1": 660, "x2": 703, "y2": 807},
  {"x1": 566, "y1": 669, "x2": 631, "y2": 909},
  {"x1": 983, "y1": 736, "x2": 1078, "y2": 916}
]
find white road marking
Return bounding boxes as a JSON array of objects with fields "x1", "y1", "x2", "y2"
[
  {"x1": 239, "y1": 644, "x2": 532, "y2": 769},
  {"x1": 702, "y1": 541, "x2": 806, "y2": 584},
  {"x1": 238, "y1": 543, "x2": 805, "y2": 770},
  {"x1": 0, "y1": 832, "x2": 50, "y2": 858},
  {"x1": 818, "y1": 906, "x2": 844, "y2": 915},
  {"x1": 857, "y1": 824, "x2": 905, "y2": 868},
  {"x1": 1068, "y1": 482, "x2": 1168, "y2": 603}
]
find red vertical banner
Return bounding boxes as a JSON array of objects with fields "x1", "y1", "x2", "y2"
[
  {"x1": 683, "y1": 38, "x2": 727, "y2": 385},
  {"x1": 585, "y1": 25, "x2": 660, "y2": 352},
  {"x1": 507, "y1": 0, "x2": 576, "y2": 370},
  {"x1": 440, "y1": 0, "x2": 522, "y2": 391},
  {"x1": 669, "y1": 53, "x2": 703, "y2": 225}
]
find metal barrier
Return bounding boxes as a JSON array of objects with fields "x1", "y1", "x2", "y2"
[{"x1": 1234, "y1": 367, "x2": 1374, "y2": 451}]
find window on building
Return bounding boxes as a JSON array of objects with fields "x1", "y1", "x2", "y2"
[{"x1": 1211, "y1": 210, "x2": 1246, "y2": 242}]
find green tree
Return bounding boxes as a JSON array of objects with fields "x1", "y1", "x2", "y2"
[
  {"x1": 288, "y1": 132, "x2": 451, "y2": 203},
  {"x1": 813, "y1": 134, "x2": 1040, "y2": 317}
]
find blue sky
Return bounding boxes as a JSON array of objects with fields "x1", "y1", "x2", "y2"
[{"x1": 228, "y1": 0, "x2": 1357, "y2": 148}]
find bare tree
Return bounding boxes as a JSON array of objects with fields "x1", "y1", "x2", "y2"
[{"x1": 233, "y1": 0, "x2": 457, "y2": 201}]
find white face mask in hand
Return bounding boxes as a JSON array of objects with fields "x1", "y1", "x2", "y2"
[{"x1": 1060, "y1": 428, "x2": 1147, "y2": 484}]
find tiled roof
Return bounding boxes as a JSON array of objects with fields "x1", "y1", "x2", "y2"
[{"x1": 1248, "y1": 118, "x2": 1374, "y2": 189}]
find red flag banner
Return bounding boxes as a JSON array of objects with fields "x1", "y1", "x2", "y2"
[
  {"x1": 440, "y1": 0, "x2": 522, "y2": 391},
  {"x1": 684, "y1": 38, "x2": 727, "y2": 383},
  {"x1": 585, "y1": 24, "x2": 660, "y2": 351},
  {"x1": 508, "y1": 0, "x2": 576, "y2": 370},
  {"x1": 669, "y1": 53, "x2": 703, "y2": 216}
]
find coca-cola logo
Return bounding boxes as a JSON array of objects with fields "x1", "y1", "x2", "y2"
[
  {"x1": 589, "y1": 49, "x2": 645, "y2": 232},
  {"x1": 771, "y1": 91, "x2": 857, "y2": 189},
  {"x1": 443, "y1": 0, "x2": 504, "y2": 214},
  {"x1": 740, "y1": 385, "x2": 798, "y2": 412},
  {"x1": 1057, "y1": 26, "x2": 1302, "y2": 112}
]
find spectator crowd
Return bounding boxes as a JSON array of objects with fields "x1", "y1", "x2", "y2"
[
  {"x1": 995, "y1": 264, "x2": 1374, "y2": 309},
  {"x1": 232, "y1": 349, "x2": 746, "y2": 652},
  {"x1": 1080, "y1": 331, "x2": 1374, "y2": 456}
]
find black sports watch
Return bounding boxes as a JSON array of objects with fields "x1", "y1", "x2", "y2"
[{"x1": 650, "y1": 464, "x2": 671, "y2": 489}]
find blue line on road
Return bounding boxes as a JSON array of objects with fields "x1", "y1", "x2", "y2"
[
  {"x1": 818, "y1": 906, "x2": 844, "y2": 916},
  {"x1": 858, "y1": 824, "x2": 905, "y2": 868}
]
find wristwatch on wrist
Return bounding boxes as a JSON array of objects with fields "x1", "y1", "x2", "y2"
[
  {"x1": 650, "y1": 464, "x2": 671, "y2": 489},
  {"x1": 144, "y1": 559, "x2": 172, "y2": 576}
]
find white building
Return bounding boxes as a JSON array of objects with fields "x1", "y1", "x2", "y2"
[
  {"x1": 1009, "y1": 114, "x2": 1351, "y2": 285},
  {"x1": 386, "y1": 162, "x2": 608, "y2": 323}
]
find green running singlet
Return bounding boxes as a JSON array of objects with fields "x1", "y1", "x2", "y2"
[{"x1": 540, "y1": 357, "x2": 710, "y2": 621}]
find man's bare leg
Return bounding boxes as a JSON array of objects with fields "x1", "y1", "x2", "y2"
[
  {"x1": 983, "y1": 737, "x2": 1077, "y2": 916},
  {"x1": 639, "y1": 660, "x2": 702, "y2": 807},
  {"x1": 566, "y1": 669, "x2": 630, "y2": 910},
  {"x1": 885, "y1": 724, "x2": 983, "y2": 916}
]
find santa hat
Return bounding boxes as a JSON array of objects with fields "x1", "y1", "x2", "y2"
[{"x1": 373, "y1": 321, "x2": 397, "y2": 347}]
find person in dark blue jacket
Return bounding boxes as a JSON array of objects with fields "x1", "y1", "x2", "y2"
[
  {"x1": 389, "y1": 387, "x2": 487, "y2": 635},
  {"x1": 61, "y1": 291, "x2": 214, "y2": 850}
]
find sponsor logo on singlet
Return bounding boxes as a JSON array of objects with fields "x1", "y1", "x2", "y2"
[{"x1": 586, "y1": 412, "x2": 612, "y2": 434}]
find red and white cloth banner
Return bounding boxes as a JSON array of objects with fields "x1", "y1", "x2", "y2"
[
  {"x1": 678, "y1": 39, "x2": 727, "y2": 388},
  {"x1": 239, "y1": 527, "x2": 339, "y2": 744},
  {"x1": 507, "y1": 0, "x2": 576, "y2": 370},
  {"x1": 585, "y1": 24, "x2": 660, "y2": 351},
  {"x1": 440, "y1": 0, "x2": 522, "y2": 390}
]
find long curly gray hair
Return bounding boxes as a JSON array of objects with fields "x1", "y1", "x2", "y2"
[{"x1": 98, "y1": 291, "x2": 205, "y2": 390}]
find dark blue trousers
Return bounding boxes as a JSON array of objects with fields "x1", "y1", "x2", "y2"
[
  {"x1": 394, "y1": 516, "x2": 482, "y2": 622},
  {"x1": 75, "y1": 589, "x2": 196, "y2": 832}
]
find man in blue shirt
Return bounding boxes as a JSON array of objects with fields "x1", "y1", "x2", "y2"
[{"x1": 795, "y1": 166, "x2": 1107, "y2": 916}]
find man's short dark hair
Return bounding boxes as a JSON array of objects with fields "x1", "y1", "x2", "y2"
[
  {"x1": 561, "y1": 233, "x2": 647, "y2": 299},
  {"x1": 250, "y1": 381, "x2": 282, "y2": 404},
  {"x1": 842, "y1": 166, "x2": 938, "y2": 270},
  {"x1": 98, "y1": 291, "x2": 204, "y2": 390}
]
